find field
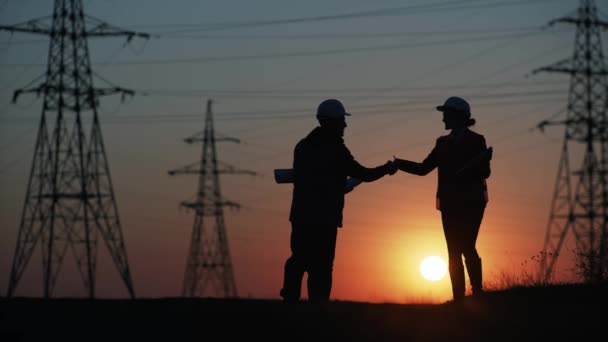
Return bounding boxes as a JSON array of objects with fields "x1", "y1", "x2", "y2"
[{"x1": 1, "y1": 282, "x2": 606, "y2": 341}]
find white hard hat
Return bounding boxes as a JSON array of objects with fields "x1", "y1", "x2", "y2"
[
  {"x1": 436, "y1": 96, "x2": 471, "y2": 116},
  {"x1": 316, "y1": 99, "x2": 351, "y2": 120}
]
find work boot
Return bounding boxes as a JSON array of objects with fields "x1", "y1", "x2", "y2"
[
  {"x1": 281, "y1": 258, "x2": 304, "y2": 302},
  {"x1": 466, "y1": 257, "x2": 483, "y2": 295},
  {"x1": 280, "y1": 288, "x2": 299, "y2": 303},
  {"x1": 449, "y1": 258, "x2": 465, "y2": 301}
]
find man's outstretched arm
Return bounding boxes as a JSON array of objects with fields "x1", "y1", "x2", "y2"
[{"x1": 348, "y1": 159, "x2": 397, "y2": 182}]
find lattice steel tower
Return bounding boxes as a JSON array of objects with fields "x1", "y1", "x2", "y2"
[
  {"x1": 534, "y1": 0, "x2": 608, "y2": 283},
  {"x1": 169, "y1": 99, "x2": 256, "y2": 297},
  {"x1": 2, "y1": 0, "x2": 148, "y2": 298}
]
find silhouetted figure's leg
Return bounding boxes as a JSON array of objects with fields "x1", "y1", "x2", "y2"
[
  {"x1": 442, "y1": 209, "x2": 466, "y2": 301},
  {"x1": 307, "y1": 226, "x2": 337, "y2": 303},
  {"x1": 465, "y1": 256, "x2": 482, "y2": 295},
  {"x1": 281, "y1": 223, "x2": 308, "y2": 302},
  {"x1": 463, "y1": 205, "x2": 485, "y2": 295},
  {"x1": 448, "y1": 255, "x2": 466, "y2": 301}
]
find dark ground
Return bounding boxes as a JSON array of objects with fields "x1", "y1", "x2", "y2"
[{"x1": 1, "y1": 283, "x2": 606, "y2": 341}]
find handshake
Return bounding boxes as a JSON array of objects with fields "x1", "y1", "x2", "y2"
[
  {"x1": 274, "y1": 158, "x2": 401, "y2": 195},
  {"x1": 382, "y1": 158, "x2": 400, "y2": 176}
]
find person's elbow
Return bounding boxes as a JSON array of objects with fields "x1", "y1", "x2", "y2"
[
  {"x1": 396, "y1": 159, "x2": 431, "y2": 176},
  {"x1": 403, "y1": 166, "x2": 432, "y2": 176},
  {"x1": 359, "y1": 172, "x2": 383, "y2": 183}
]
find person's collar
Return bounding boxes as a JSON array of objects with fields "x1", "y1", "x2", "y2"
[
  {"x1": 449, "y1": 126, "x2": 467, "y2": 137},
  {"x1": 447, "y1": 126, "x2": 467, "y2": 142},
  {"x1": 313, "y1": 126, "x2": 343, "y2": 142}
]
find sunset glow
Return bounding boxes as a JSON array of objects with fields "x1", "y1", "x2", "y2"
[
  {"x1": 0, "y1": 0, "x2": 594, "y2": 303},
  {"x1": 419, "y1": 256, "x2": 447, "y2": 281}
]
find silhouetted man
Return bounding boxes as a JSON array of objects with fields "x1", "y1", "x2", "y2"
[
  {"x1": 394, "y1": 96, "x2": 492, "y2": 302},
  {"x1": 280, "y1": 98, "x2": 397, "y2": 303}
]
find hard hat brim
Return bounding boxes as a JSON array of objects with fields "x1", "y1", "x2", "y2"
[
  {"x1": 317, "y1": 112, "x2": 351, "y2": 119},
  {"x1": 436, "y1": 105, "x2": 468, "y2": 114}
]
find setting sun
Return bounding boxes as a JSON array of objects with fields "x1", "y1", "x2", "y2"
[{"x1": 419, "y1": 256, "x2": 447, "y2": 281}]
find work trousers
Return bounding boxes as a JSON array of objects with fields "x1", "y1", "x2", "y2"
[
  {"x1": 281, "y1": 223, "x2": 338, "y2": 302},
  {"x1": 441, "y1": 203, "x2": 485, "y2": 300}
]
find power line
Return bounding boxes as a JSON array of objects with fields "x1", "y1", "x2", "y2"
[
  {"x1": 0, "y1": 30, "x2": 561, "y2": 67},
  {"x1": 0, "y1": 25, "x2": 564, "y2": 44},
  {"x1": 0, "y1": 94, "x2": 565, "y2": 127},
  {"x1": 161, "y1": 26, "x2": 548, "y2": 40},
  {"x1": 85, "y1": 31, "x2": 561, "y2": 66},
  {"x1": 131, "y1": 0, "x2": 484, "y2": 30},
  {"x1": 131, "y1": 79, "x2": 563, "y2": 97},
  {"x1": 132, "y1": 0, "x2": 555, "y2": 35},
  {"x1": 136, "y1": 81, "x2": 565, "y2": 99}
]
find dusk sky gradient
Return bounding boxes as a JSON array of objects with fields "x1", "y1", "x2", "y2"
[{"x1": 1, "y1": 0, "x2": 606, "y2": 303}]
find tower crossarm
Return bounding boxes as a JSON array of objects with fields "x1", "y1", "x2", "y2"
[
  {"x1": 184, "y1": 136, "x2": 240, "y2": 144},
  {"x1": 217, "y1": 162, "x2": 257, "y2": 176},
  {"x1": 532, "y1": 58, "x2": 608, "y2": 76},
  {"x1": 83, "y1": 15, "x2": 150, "y2": 40},
  {"x1": 180, "y1": 200, "x2": 241, "y2": 212},
  {"x1": 183, "y1": 131, "x2": 241, "y2": 144},
  {"x1": 168, "y1": 161, "x2": 257, "y2": 176},
  {"x1": 12, "y1": 84, "x2": 135, "y2": 105},
  {"x1": 0, "y1": 17, "x2": 54, "y2": 35},
  {"x1": 0, "y1": 15, "x2": 150, "y2": 40},
  {"x1": 548, "y1": 16, "x2": 608, "y2": 30},
  {"x1": 3, "y1": 12, "x2": 147, "y2": 108},
  {"x1": 168, "y1": 162, "x2": 200, "y2": 176},
  {"x1": 94, "y1": 87, "x2": 135, "y2": 100},
  {"x1": 537, "y1": 118, "x2": 583, "y2": 133}
]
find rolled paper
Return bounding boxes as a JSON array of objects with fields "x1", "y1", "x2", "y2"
[
  {"x1": 454, "y1": 146, "x2": 493, "y2": 175},
  {"x1": 344, "y1": 177, "x2": 362, "y2": 193},
  {"x1": 274, "y1": 167, "x2": 362, "y2": 194},
  {"x1": 274, "y1": 168, "x2": 294, "y2": 184}
]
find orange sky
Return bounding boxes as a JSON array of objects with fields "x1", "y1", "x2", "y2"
[
  {"x1": 0, "y1": 0, "x2": 599, "y2": 302},
  {"x1": 0, "y1": 107, "x2": 583, "y2": 302}
]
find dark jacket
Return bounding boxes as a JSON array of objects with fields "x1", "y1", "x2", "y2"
[
  {"x1": 397, "y1": 128, "x2": 490, "y2": 210},
  {"x1": 289, "y1": 126, "x2": 388, "y2": 227}
]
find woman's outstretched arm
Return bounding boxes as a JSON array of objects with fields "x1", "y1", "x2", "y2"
[{"x1": 394, "y1": 140, "x2": 439, "y2": 176}]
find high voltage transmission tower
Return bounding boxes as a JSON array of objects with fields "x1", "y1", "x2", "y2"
[
  {"x1": 169, "y1": 99, "x2": 256, "y2": 297},
  {"x1": 533, "y1": 0, "x2": 608, "y2": 283},
  {"x1": 1, "y1": 0, "x2": 149, "y2": 298}
]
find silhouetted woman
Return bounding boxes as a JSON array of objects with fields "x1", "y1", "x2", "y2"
[{"x1": 394, "y1": 96, "x2": 492, "y2": 301}]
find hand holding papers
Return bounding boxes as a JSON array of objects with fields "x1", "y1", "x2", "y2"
[
  {"x1": 274, "y1": 168, "x2": 362, "y2": 194},
  {"x1": 455, "y1": 146, "x2": 493, "y2": 175},
  {"x1": 274, "y1": 168, "x2": 294, "y2": 184}
]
